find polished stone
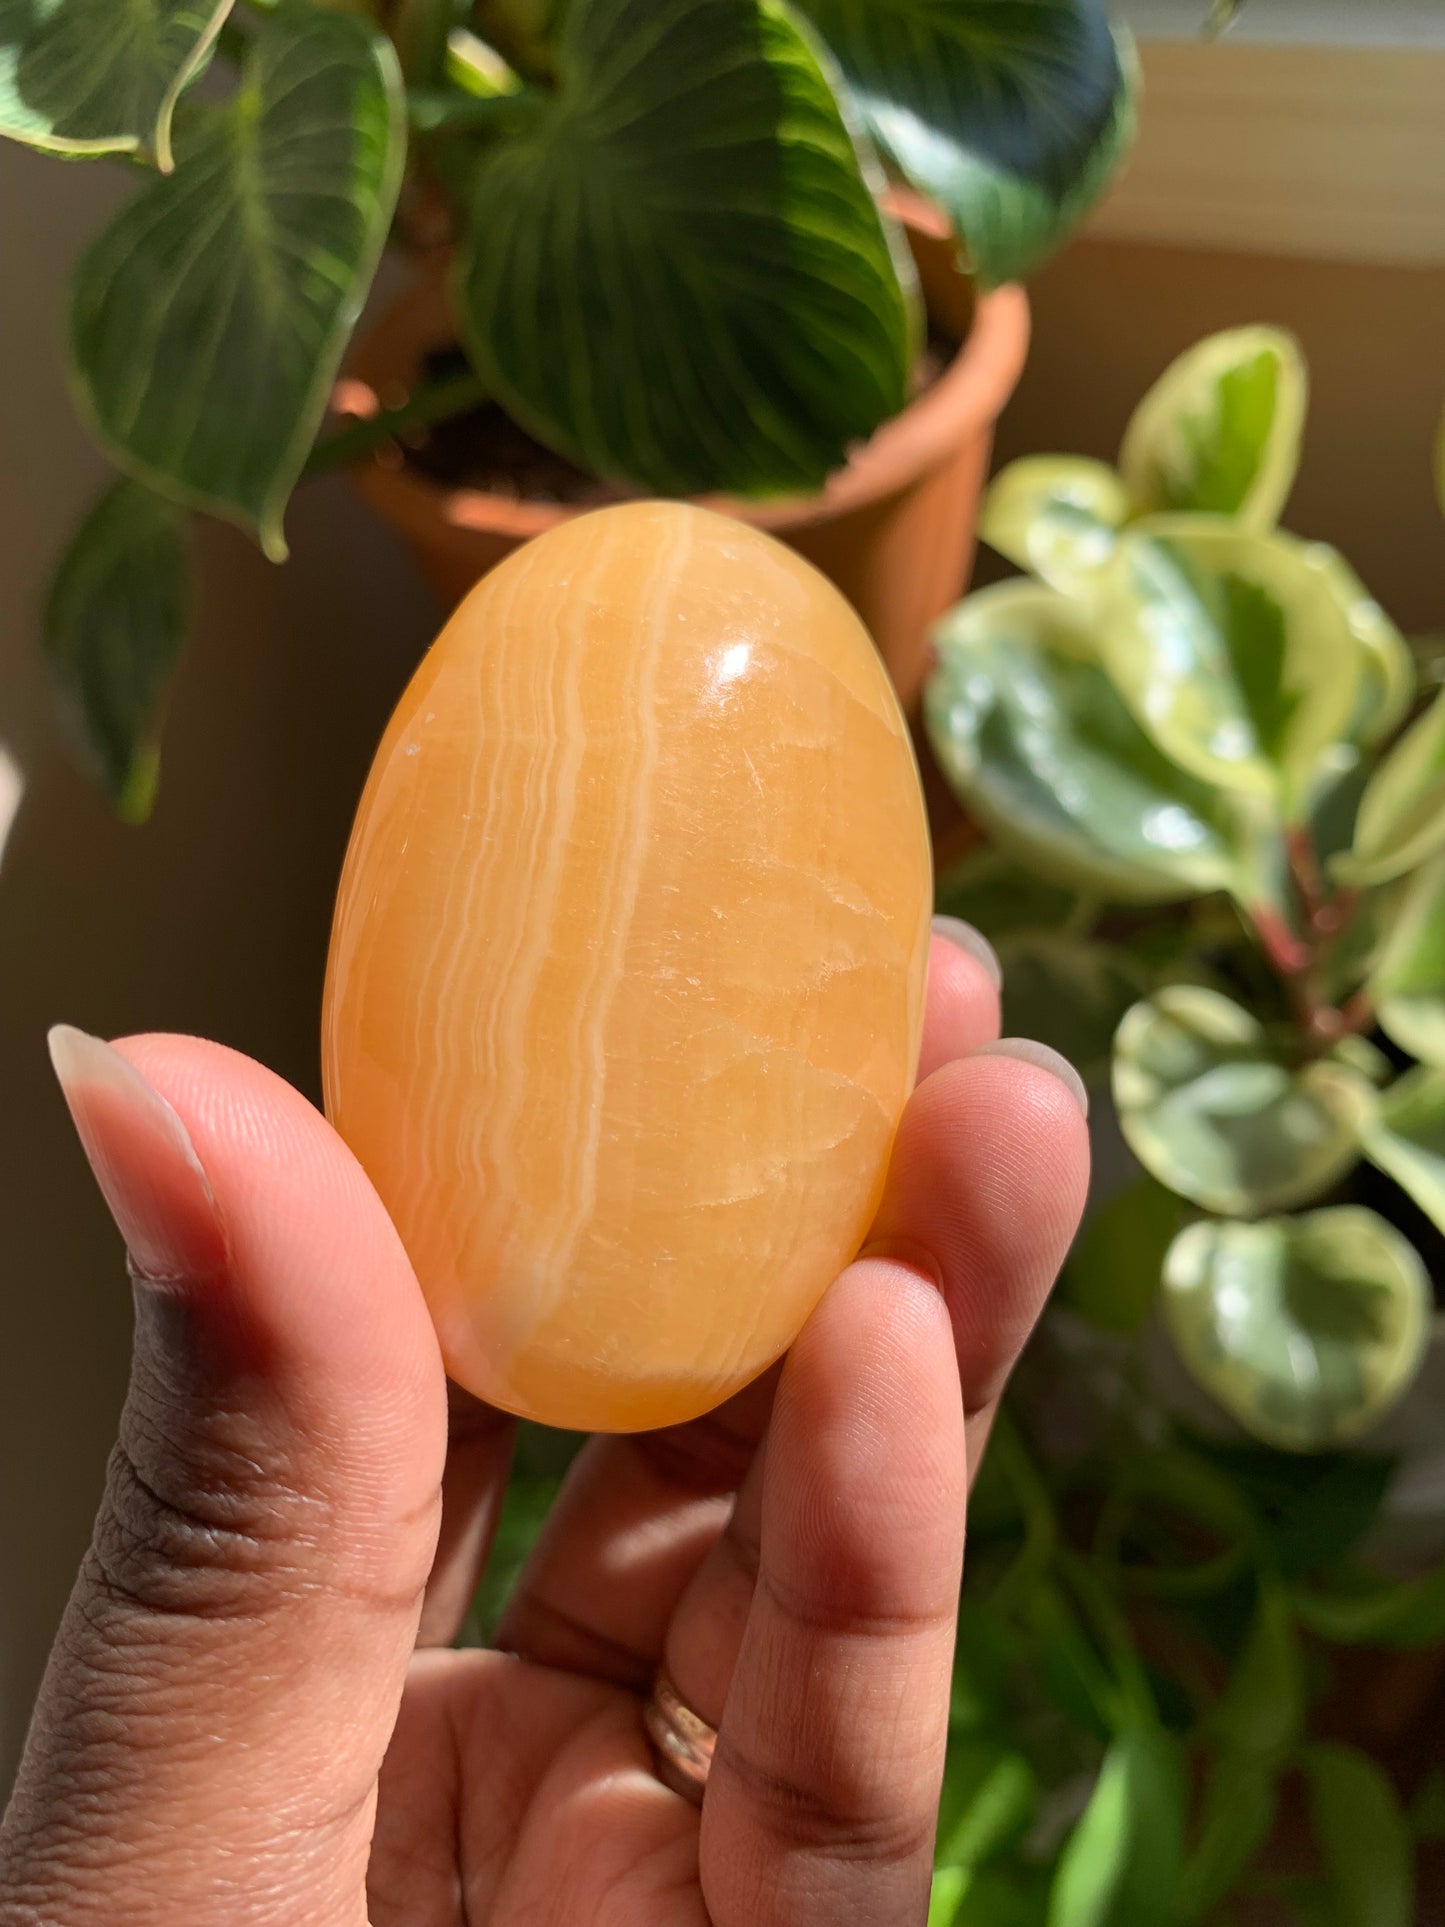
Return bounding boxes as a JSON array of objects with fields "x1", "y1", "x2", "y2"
[{"x1": 323, "y1": 502, "x2": 931, "y2": 1430}]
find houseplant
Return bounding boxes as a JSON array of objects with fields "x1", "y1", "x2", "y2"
[
  {"x1": 918, "y1": 325, "x2": 1445, "y2": 1921},
  {"x1": 7, "y1": 0, "x2": 1136, "y2": 818}
]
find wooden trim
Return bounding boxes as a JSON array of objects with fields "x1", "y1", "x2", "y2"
[{"x1": 1087, "y1": 42, "x2": 1445, "y2": 266}]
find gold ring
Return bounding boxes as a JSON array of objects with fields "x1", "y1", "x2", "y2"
[{"x1": 643, "y1": 1666, "x2": 716, "y2": 1807}]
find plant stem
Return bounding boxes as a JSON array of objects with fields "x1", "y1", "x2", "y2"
[{"x1": 304, "y1": 370, "x2": 488, "y2": 478}]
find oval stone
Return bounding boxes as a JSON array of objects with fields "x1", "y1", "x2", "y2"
[{"x1": 323, "y1": 502, "x2": 931, "y2": 1431}]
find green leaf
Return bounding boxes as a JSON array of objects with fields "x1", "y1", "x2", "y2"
[
  {"x1": 1371, "y1": 859, "x2": 1445, "y2": 1071},
  {"x1": 1059, "y1": 1175, "x2": 1181, "y2": 1335},
  {"x1": 454, "y1": 0, "x2": 911, "y2": 498},
  {"x1": 1112, "y1": 986, "x2": 1370, "y2": 1216},
  {"x1": 1213, "y1": 1584, "x2": 1302, "y2": 1759},
  {"x1": 1118, "y1": 326, "x2": 1307, "y2": 529},
  {"x1": 1302, "y1": 1743, "x2": 1413, "y2": 1927},
  {"x1": 1100, "y1": 521, "x2": 1361, "y2": 809},
  {"x1": 1162, "y1": 1207, "x2": 1432, "y2": 1452},
  {"x1": 1047, "y1": 1728, "x2": 1185, "y2": 1927},
  {"x1": 42, "y1": 477, "x2": 192, "y2": 821},
  {"x1": 796, "y1": 0, "x2": 1135, "y2": 287},
  {"x1": 936, "y1": 1742, "x2": 1036, "y2": 1872},
  {"x1": 1313, "y1": 547, "x2": 1417, "y2": 760},
  {"x1": 1371, "y1": 856, "x2": 1445, "y2": 1067},
  {"x1": 0, "y1": 0, "x2": 229, "y2": 168},
  {"x1": 1334, "y1": 688, "x2": 1445, "y2": 887},
  {"x1": 925, "y1": 583, "x2": 1250, "y2": 904},
  {"x1": 980, "y1": 456, "x2": 1131, "y2": 597},
  {"x1": 1411, "y1": 1766, "x2": 1445, "y2": 1842},
  {"x1": 69, "y1": 5, "x2": 404, "y2": 561},
  {"x1": 996, "y1": 933, "x2": 1151, "y2": 1086},
  {"x1": 1294, "y1": 1560, "x2": 1445, "y2": 1650},
  {"x1": 1362, "y1": 1066, "x2": 1445, "y2": 1236},
  {"x1": 930, "y1": 1867, "x2": 968, "y2": 1927},
  {"x1": 934, "y1": 848, "x2": 1076, "y2": 938},
  {"x1": 1183, "y1": 1750, "x2": 1277, "y2": 1919}
]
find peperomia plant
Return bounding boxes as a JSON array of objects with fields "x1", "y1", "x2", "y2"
[
  {"x1": 926, "y1": 325, "x2": 1444, "y2": 1457},
  {"x1": 3, "y1": 0, "x2": 1136, "y2": 818}
]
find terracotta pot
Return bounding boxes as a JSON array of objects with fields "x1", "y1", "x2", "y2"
[{"x1": 335, "y1": 198, "x2": 1029, "y2": 711}]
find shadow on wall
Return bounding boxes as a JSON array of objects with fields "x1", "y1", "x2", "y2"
[{"x1": 1, "y1": 152, "x2": 1442, "y2": 1787}]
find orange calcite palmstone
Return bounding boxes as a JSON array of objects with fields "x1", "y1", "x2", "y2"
[{"x1": 322, "y1": 502, "x2": 931, "y2": 1431}]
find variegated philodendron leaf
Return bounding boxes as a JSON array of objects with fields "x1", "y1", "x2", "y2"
[
  {"x1": 70, "y1": 4, "x2": 404, "y2": 559},
  {"x1": 455, "y1": 0, "x2": 912, "y2": 498},
  {"x1": 793, "y1": 0, "x2": 1136, "y2": 287},
  {"x1": 1119, "y1": 326, "x2": 1307, "y2": 530},
  {"x1": 979, "y1": 456, "x2": 1130, "y2": 597},
  {"x1": 1163, "y1": 1207, "x2": 1431, "y2": 1452},
  {"x1": 1363, "y1": 1066, "x2": 1445, "y2": 1238},
  {"x1": 1333, "y1": 688, "x2": 1445, "y2": 888},
  {"x1": 1112, "y1": 985, "x2": 1371, "y2": 1216},
  {"x1": 1370, "y1": 856, "x2": 1445, "y2": 1067},
  {"x1": 924, "y1": 581, "x2": 1250, "y2": 904},
  {"x1": 1100, "y1": 520, "x2": 1360, "y2": 811},
  {"x1": 0, "y1": 0, "x2": 231, "y2": 169}
]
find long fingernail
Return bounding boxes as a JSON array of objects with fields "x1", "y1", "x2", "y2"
[
  {"x1": 48, "y1": 1025, "x2": 225, "y2": 1283},
  {"x1": 970, "y1": 1038, "x2": 1089, "y2": 1118},
  {"x1": 931, "y1": 915, "x2": 1002, "y2": 989}
]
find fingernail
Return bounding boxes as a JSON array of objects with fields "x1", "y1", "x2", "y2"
[
  {"x1": 48, "y1": 1025, "x2": 225, "y2": 1284},
  {"x1": 931, "y1": 915, "x2": 1002, "y2": 990},
  {"x1": 970, "y1": 1038, "x2": 1089, "y2": 1118}
]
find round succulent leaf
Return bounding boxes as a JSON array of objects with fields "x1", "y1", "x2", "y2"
[
  {"x1": 41, "y1": 477, "x2": 192, "y2": 822},
  {"x1": 1162, "y1": 1207, "x2": 1432, "y2": 1452},
  {"x1": 980, "y1": 455, "x2": 1130, "y2": 596},
  {"x1": 454, "y1": 0, "x2": 912, "y2": 498},
  {"x1": 996, "y1": 931, "x2": 1152, "y2": 1086},
  {"x1": 794, "y1": 0, "x2": 1136, "y2": 288},
  {"x1": 1118, "y1": 326, "x2": 1307, "y2": 529},
  {"x1": 1333, "y1": 687, "x2": 1445, "y2": 888},
  {"x1": 1302, "y1": 1744, "x2": 1414, "y2": 1927},
  {"x1": 0, "y1": 0, "x2": 229, "y2": 167},
  {"x1": 924, "y1": 582, "x2": 1249, "y2": 904},
  {"x1": 1371, "y1": 857, "x2": 1445, "y2": 1066},
  {"x1": 1311, "y1": 546, "x2": 1416, "y2": 756},
  {"x1": 1100, "y1": 519, "x2": 1362, "y2": 808},
  {"x1": 69, "y1": 4, "x2": 404, "y2": 560},
  {"x1": 1112, "y1": 985, "x2": 1371, "y2": 1216},
  {"x1": 1362, "y1": 1066, "x2": 1445, "y2": 1238}
]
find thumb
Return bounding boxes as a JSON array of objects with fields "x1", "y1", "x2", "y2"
[{"x1": 0, "y1": 1028, "x2": 447, "y2": 1927}]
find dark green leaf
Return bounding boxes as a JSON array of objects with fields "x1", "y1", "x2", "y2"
[
  {"x1": 1212, "y1": 1584, "x2": 1302, "y2": 1759},
  {"x1": 1118, "y1": 327, "x2": 1306, "y2": 529},
  {"x1": 1268, "y1": 1450, "x2": 1395, "y2": 1579},
  {"x1": 1162, "y1": 1207, "x2": 1432, "y2": 1452},
  {"x1": 797, "y1": 0, "x2": 1135, "y2": 286},
  {"x1": 1183, "y1": 1749, "x2": 1277, "y2": 1919},
  {"x1": 1371, "y1": 855, "x2": 1445, "y2": 1067},
  {"x1": 70, "y1": 5, "x2": 404, "y2": 559},
  {"x1": 0, "y1": 0, "x2": 229, "y2": 165},
  {"x1": 1333, "y1": 688, "x2": 1445, "y2": 887},
  {"x1": 1302, "y1": 1743, "x2": 1413, "y2": 1927},
  {"x1": 42, "y1": 477, "x2": 192, "y2": 821},
  {"x1": 1294, "y1": 1560, "x2": 1445, "y2": 1650},
  {"x1": 997, "y1": 933, "x2": 1151, "y2": 1085},
  {"x1": 1411, "y1": 1767, "x2": 1445, "y2": 1842},
  {"x1": 934, "y1": 848, "x2": 1076, "y2": 938},
  {"x1": 455, "y1": 0, "x2": 911, "y2": 497},
  {"x1": 925, "y1": 583, "x2": 1250, "y2": 904},
  {"x1": 1059, "y1": 1175, "x2": 1180, "y2": 1335},
  {"x1": 1362, "y1": 1066, "x2": 1445, "y2": 1236},
  {"x1": 979, "y1": 453, "x2": 1129, "y2": 595},
  {"x1": 1046, "y1": 1728, "x2": 1185, "y2": 1927},
  {"x1": 1112, "y1": 986, "x2": 1371, "y2": 1216},
  {"x1": 1100, "y1": 521, "x2": 1361, "y2": 809}
]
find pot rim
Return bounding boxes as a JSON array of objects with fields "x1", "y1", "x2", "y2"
[{"x1": 335, "y1": 210, "x2": 1030, "y2": 542}]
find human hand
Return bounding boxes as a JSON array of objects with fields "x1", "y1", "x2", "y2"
[{"x1": 0, "y1": 926, "x2": 1089, "y2": 1927}]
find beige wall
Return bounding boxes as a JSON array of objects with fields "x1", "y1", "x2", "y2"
[{"x1": 2, "y1": 151, "x2": 1442, "y2": 1785}]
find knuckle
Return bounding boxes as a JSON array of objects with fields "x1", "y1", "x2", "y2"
[{"x1": 714, "y1": 1728, "x2": 935, "y2": 1865}]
